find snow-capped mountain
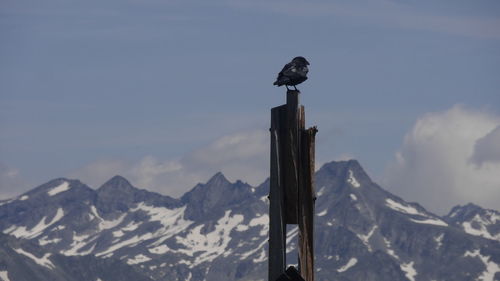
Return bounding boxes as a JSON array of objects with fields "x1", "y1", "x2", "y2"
[
  {"x1": 0, "y1": 232, "x2": 154, "y2": 281},
  {"x1": 444, "y1": 203, "x2": 500, "y2": 242},
  {"x1": 312, "y1": 161, "x2": 500, "y2": 281},
  {"x1": 0, "y1": 160, "x2": 499, "y2": 281}
]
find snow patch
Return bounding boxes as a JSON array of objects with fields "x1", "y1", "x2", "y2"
[
  {"x1": 449, "y1": 209, "x2": 459, "y2": 218},
  {"x1": 101, "y1": 253, "x2": 113, "y2": 258},
  {"x1": 53, "y1": 225, "x2": 66, "y2": 231},
  {"x1": 48, "y1": 182, "x2": 70, "y2": 196},
  {"x1": 350, "y1": 194, "x2": 358, "y2": 201},
  {"x1": 19, "y1": 195, "x2": 29, "y2": 201},
  {"x1": 487, "y1": 211, "x2": 500, "y2": 224},
  {"x1": 0, "y1": 271, "x2": 10, "y2": 281},
  {"x1": 121, "y1": 221, "x2": 141, "y2": 232},
  {"x1": 235, "y1": 214, "x2": 269, "y2": 235},
  {"x1": 253, "y1": 248, "x2": 266, "y2": 263},
  {"x1": 434, "y1": 233, "x2": 444, "y2": 250},
  {"x1": 14, "y1": 248, "x2": 55, "y2": 269},
  {"x1": 287, "y1": 226, "x2": 299, "y2": 241},
  {"x1": 464, "y1": 249, "x2": 500, "y2": 281},
  {"x1": 6, "y1": 208, "x2": 64, "y2": 239},
  {"x1": 462, "y1": 214, "x2": 500, "y2": 241},
  {"x1": 317, "y1": 210, "x2": 327, "y2": 217},
  {"x1": 127, "y1": 254, "x2": 151, "y2": 265},
  {"x1": 317, "y1": 186, "x2": 326, "y2": 196},
  {"x1": 39, "y1": 236, "x2": 62, "y2": 246},
  {"x1": 385, "y1": 198, "x2": 426, "y2": 216},
  {"x1": 357, "y1": 225, "x2": 377, "y2": 251},
  {"x1": 100, "y1": 215, "x2": 125, "y2": 230},
  {"x1": 2, "y1": 225, "x2": 16, "y2": 234},
  {"x1": 133, "y1": 203, "x2": 193, "y2": 247},
  {"x1": 400, "y1": 261, "x2": 417, "y2": 281},
  {"x1": 236, "y1": 224, "x2": 249, "y2": 232},
  {"x1": 175, "y1": 210, "x2": 243, "y2": 267},
  {"x1": 240, "y1": 238, "x2": 268, "y2": 261},
  {"x1": 347, "y1": 170, "x2": 360, "y2": 188},
  {"x1": 337, "y1": 258, "x2": 357, "y2": 272},
  {"x1": 249, "y1": 214, "x2": 269, "y2": 236},
  {"x1": 96, "y1": 234, "x2": 151, "y2": 257},
  {"x1": 286, "y1": 242, "x2": 296, "y2": 254},
  {"x1": 0, "y1": 199, "x2": 15, "y2": 206},
  {"x1": 61, "y1": 231, "x2": 97, "y2": 256},
  {"x1": 89, "y1": 205, "x2": 188, "y2": 257},
  {"x1": 78, "y1": 243, "x2": 96, "y2": 255},
  {"x1": 149, "y1": 245, "x2": 171, "y2": 255},
  {"x1": 90, "y1": 206, "x2": 126, "y2": 231},
  {"x1": 383, "y1": 238, "x2": 399, "y2": 259},
  {"x1": 410, "y1": 218, "x2": 448, "y2": 227}
]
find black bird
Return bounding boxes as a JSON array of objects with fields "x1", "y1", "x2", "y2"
[{"x1": 273, "y1": 56, "x2": 310, "y2": 91}]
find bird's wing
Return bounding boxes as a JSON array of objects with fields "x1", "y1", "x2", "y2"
[
  {"x1": 275, "y1": 62, "x2": 291, "y2": 81},
  {"x1": 279, "y1": 62, "x2": 298, "y2": 77}
]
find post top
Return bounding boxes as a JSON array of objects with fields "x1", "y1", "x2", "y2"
[{"x1": 286, "y1": 90, "x2": 300, "y2": 107}]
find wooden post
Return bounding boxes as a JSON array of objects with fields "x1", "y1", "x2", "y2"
[
  {"x1": 269, "y1": 105, "x2": 287, "y2": 281},
  {"x1": 269, "y1": 89, "x2": 317, "y2": 281},
  {"x1": 298, "y1": 127, "x2": 317, "y2": 281},
  {"x1": 284, "y1": 91, "x2": 300, "y2": 224}
]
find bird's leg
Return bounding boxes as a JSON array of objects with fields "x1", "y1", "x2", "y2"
[
  {"x1": 285, "y1": 85, "x2": 290, "y2": 91},
  {"x1": 293, "y1": 85, "x2": 298, "y2": 91}
]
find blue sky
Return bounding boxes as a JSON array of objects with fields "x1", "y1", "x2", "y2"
[{"x1": 1, "y1": 0, "x2": 499, "y2": 214}]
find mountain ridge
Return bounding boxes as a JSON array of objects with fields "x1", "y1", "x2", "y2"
[{"x1": 0, "y1": 160, "x2": 498, "y2": 281}]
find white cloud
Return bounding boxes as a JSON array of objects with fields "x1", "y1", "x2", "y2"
[
  {"x1": 0, "y1": 163, "x2": 26, "y2": 199},
  {"x1": 130, "y1": 156, "x2": 183, "y2": 189},
  {"x1": 383, "y1": 105, "x2": 500, "y2": 214},
  {"x1": 70, "y1": 130, "x2": 269, "y2": 197}
]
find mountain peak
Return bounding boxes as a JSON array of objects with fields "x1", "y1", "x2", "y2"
[
  {"x1": 96, "y1": 175, "x2": 138, "y2": 213},
  {"x1": 181, "y1": 172, "x2": 252, "y2": 220},
  {"x1": 463, "y1": 202, "x2": 482, "y2": 210},
  {"x1": 445, "y1": 202, "x2": 500, "y2": 242},
  {"x1": 207, "y1": 172, "x2": 230, "y2": 185},
  {"x1": 98, "y1": 175, "x2": 135, "y2": 192},
  {"x1": 446, "y1": 203, "x2": 482, "y2": 218},
  {"x1": 318, "y1": 160, "x2": 372, "y2": 187},
  {"x1": 25, "y1": 178, "x2": 92, "y2": 200},
  {"x1": 35, "y1": 177, "x2": 72, "y2": 190},
  {"x1": 107, "y1": 174, "x2": 131, "y2": 185},
  {"x1": 321, "y1": 159, "x2": 362, "y2": 171}
]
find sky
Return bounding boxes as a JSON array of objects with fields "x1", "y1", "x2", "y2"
[{"x1": 1, "y1": 0, "x2": 499, "y2": 214}]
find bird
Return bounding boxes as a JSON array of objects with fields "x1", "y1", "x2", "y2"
[{"x1": 273, "y1": 56, "x2": 310, "y2": 91}]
